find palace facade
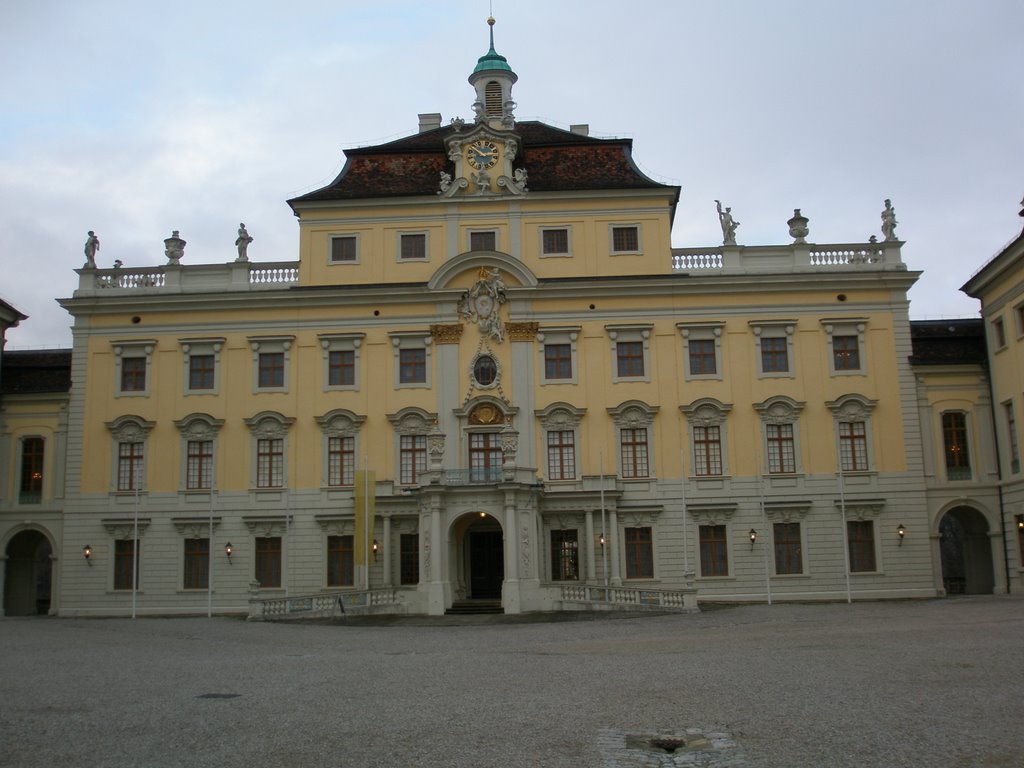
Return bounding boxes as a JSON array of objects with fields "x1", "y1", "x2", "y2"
[{"x1": 3, "y1": 25, "x2": 1021, "y2": 617}]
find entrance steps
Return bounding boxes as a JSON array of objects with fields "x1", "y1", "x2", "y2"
[{"x1": 445, "y1": 599, "x2": 504, "y2": 615}]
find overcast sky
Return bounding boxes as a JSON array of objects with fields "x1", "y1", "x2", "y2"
[{"x1": 3, "y1": 0, "x2": 1022, "y2": 349}]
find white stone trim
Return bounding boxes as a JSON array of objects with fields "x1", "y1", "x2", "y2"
[
  {"x1": 111, "y1": 339, "x2": 156, "y2": 397},
  {"x1": 319, "y1": 333, "x2": 365, "y2": 392},
  {"x1": 179, "y1": 337, "x2": 224, "y2": 395},
  {"x1": 537, "y1": 326, "x2": 580, "y2": 385},
  {"x1": 678, "y1": 322, "x2": 724, "y2": 381},
  {"x1": 389, "y1": 331, "x2": 433, "y2": 389},
  {"x1": 821, "y1": 317, "x2": 868, "y2": 376},
  {"x1": 606, "y1": 324, "x2": 653, "y2": 384},
  {"x1": 750, "y1": 320, "x2": 796, "y2": 379},
  {"x1": 248, "y1": 335, "x2": 295, "y2": 394}
]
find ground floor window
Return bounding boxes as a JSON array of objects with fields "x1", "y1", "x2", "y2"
[
  {"x1": 847, "y1": 520, "x2": 877, "y2": 572},
  {"x1": 699, "y1": 525, "x2": 728, "y2": 577},
  {"x1": 624, "y1": 526, "x2": 653, "y2": 579},
  {"x1": 183, "y1": 538, "x2": 209, "y2": 589},
  {"x1": 772, "y1": 522, "x2": 803, "y2": 575},
  {"x1": 400, "y1": 534, "x2": 419, "y2": 585},
  {"x1": 114, "y1": 539, "x2": 139, "y2": 590},
  {"x1": 327, "y1": 535, "x2": 354, "y2": 587},
  {"x1": 255, "y1": 536, "x2": 282, "y2": 588},
  {"x1": 550, "y1": 529, "x2": 579, "y2": 581}
]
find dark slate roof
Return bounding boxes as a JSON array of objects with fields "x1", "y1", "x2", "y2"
[
  {"x1": 1, "y1": 350, "x2": 72, "y2": 394},
  {"x1": 909, "y1": 319, "x2": 986, "y2": 366},
  {"x1": 289, "y1": 121, "x2": 676, "y2": 206}
]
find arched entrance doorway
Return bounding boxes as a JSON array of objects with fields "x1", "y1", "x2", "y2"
[
  {"x1": 4, "y1": 530, "x2": 53, "y2": 616},
  {"x1": 939, "y1": 507, "x2": 994, "y2": 595},
  {"x1": 456, "y1": 514, "x2": 504, "y2": 600}
]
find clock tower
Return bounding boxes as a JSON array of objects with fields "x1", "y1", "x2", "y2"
[{"x1": 468, "y1": 16, "x2": 518, "y2": 130}]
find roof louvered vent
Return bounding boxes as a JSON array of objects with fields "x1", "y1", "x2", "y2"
[{"x1": 485, "y1": 81, "x2": 502, "y2": 117}]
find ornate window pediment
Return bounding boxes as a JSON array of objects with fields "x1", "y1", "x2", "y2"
[
  {"x1": 608, "y1": 400, "x2": 659, "y2": 428},
  {"x1": 763, "y1": 501, "x2": 813, "y2": 523},
  {"x1": 826, "y1": 394, "x2": 877, "y2": 422},
  {"x1": 387, "y1": 407, "x2": 437, "y2": 436},
  {"x1": 105, "y1": 415, "x2": 155, "y2": 441},
  {"x1": 174, "y1": 413, "x2": 224, "y2": 441},
  {"x1": 834, "y1": 498, "x2": 885, "y2": 520},
  {"x1": 536, "y1": 403, "x2": 586, "y2": 431},
  {"x1": 686, "y1": 503, "x2": 737, "y2": 526},
  {"x1": 315, "y1": 409, "x2": 366, "y2": 438},
  {"x1": 680, "y1": 398, "x2": 732, "y2": 427},
  {"x1": 753, "y1": 396, "x2": 805, "y2": 425},
  {"x1": 244, "y1": 411, "x2": 294, "y2": 439}
]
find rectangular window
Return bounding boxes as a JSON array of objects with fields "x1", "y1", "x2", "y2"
[
  {"x1": 400, "y1": 233, "x2": 426, "y2": 260},
  {"x1": 847, "y1": 520, "x2": 876, "y2": 572},
  {"x1": 699, "y1": 525, "x2": 728, "y2": 577},
  {"x1": 693, "y1": 426, "x2": 723, "y2": 477},
  {"x1": 331, "y1": 236, "x2": 357, "y2": 263},
  {"x1": 117, "y1": 442, "x2": 144, "y2": 491},
  {"x1": 544, "y1": 343, "x2": 572, "y2": 380},
  {"x1": 186, "y1": 440, "x2": 213, "y2": 490},
  {"x1": 327, "y1": 535, "x2": 354, "y2": 587},
  {"x1": 620, "y1": 428, "x2": 649, "y2": 479},
  {"x1": 1007, "y1": 403, "x2": 1020, "y2": 474},
  {"x1": 328, "y1": 350, "x2": 355, "y2": 387},
  {"x1": 546, "y1": 430, "x2": 576, "y2": 481},
  {"x1": 399, "y1": 435, "x2": 426, "y2": 485},
  {"x1": 469, "y1": 432, "x2": 503, "y2": 482},
  {"x1": 942, "y1": 412, "x2": 971, "y2": 480},
  {"x1": 832, "y1": 335, "x2": 861, "y2": 371},
  {"x1": 400, "y1": 534, "x2": 419, "y2": 585},
  {"x1": 257, "y1": 438, "x2": 284, "y2": 488},
  {"x1": 689, "y1": 339, "x2": 717, "y2": 375},
  {"x1": 183, "y1": 538, "x2": 209, "y2": 589},
  {"x1": 761, "y1": 337, "x2": 789, "y2": 373},
  {"x1": 189, "y1": 354, "x2": 215, "y2": 390},
  {"x1": 611, "y1": 225, "x2": 639, "y2": 253},
  {"x1": 994, "y1": 318, "x2": 1006, "y2": 348},
  {"x1": 114, "y1": 539, "x2": 139, "y2": 590},
  {"x1": 766, "y1": 424, "x2": 796, "y2": 474},
  {"x1": 399, "y1": 348, "x2": 426, "y2": 384},
  {"x1": 624, "y1": 527, "x2": 653, "y2": 579},
  {"x1": 328, "y1": 436, "x2": 355, "y2": 487},
  {"x1": 255, "y1": 536, "x2": 282, "y2": 588},
  {"x1": 258, "y1": 352, "x2": 285, "y2": 388},
  {"x1": 121, "y1": 357, "x2": 146, "y2": 392},
  {"x1": 616, "y1": 341, "x2": 645, "y2": 378},
  {"x1": 19, "y1": 437, "x2": 44, "y2": 504},
  {"x1": 839, "y1": 421, "x2": 868, "y2": 472},
  {"x1": 550, "y1": 529, "x2": 579, "y2": 581},
  {"x1": 470, "y1": 231, "x2": 496, "y2": 251},
  {"x1": 542, "y1": 228, "x2": 569, "y2": 255},
  {"x1": 773, "y1": 522, "x2": 803, "y2": 575}
]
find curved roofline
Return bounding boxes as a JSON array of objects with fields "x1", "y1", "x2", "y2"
[{"x1": 428, "y1": 251, "x2": 538, "y2": 290}]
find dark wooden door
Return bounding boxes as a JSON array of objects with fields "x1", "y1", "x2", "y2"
[{"x1": 469, "y1": 530, "x2": 504, "y2": 599}]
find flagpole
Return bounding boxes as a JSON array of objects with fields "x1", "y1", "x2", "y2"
[
  {"x1": 599, "y1": 449, "x2": 608, "y2": 588},
  {"x1": 207, "y1": 488, "x2": 214, "y2": 618},
  {"x1": 680, "y1": 449, "x2": 689, "y2": 574},
  {"x1": 132, "y1": 468, "x2": 140, "y2": 619},
  {"x1": 838, "y1": 439, "x2": 852, "y2": 604},
  {"x1": 754, "y1": 428, "x2": 772, "y2": 605},
  {"x1": 364, "y1": 456, "x2": 371, "y2": 591}
]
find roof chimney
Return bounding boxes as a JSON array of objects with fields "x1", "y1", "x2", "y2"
[
  {"x1": 569, "y1": 124, "x2": 589, "y2": 136},
  {"x1": 418, "y1": 113, "x2": 442, "y2": 133}
]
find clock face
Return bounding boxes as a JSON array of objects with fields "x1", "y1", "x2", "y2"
[{"x1": 467, "y1": 140, "x2": 499, "y2": 170}]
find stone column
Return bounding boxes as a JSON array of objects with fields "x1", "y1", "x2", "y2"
[
  {"x1": 426, "y1": 494, "x2": 446, "y2": 615},
  {"x1": 609, "y1": 509, "x2": 622, "y2": 586},
  {"x1": 503, "y1": 490, "x2": 521, "y2": 613},
  {"x1": 584, "y1": 510, "x2": 596, "y2": 581}
]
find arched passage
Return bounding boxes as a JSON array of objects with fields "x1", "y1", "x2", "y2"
[
  {"x1": 939, "y1": 506, "x2": 995, "y2": 595},
  {"x1": 4, "y1": 529, "x2": 53, "y2": 616},
  {"x1": 452, "y1": 512, "x2": 504, "y2": 600}
]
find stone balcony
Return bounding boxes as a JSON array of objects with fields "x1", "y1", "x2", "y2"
[
  {"x1": 74, "y1": 261, "x2": 299, "y2": 296},
  {"x1": 671, "y1": 240, "x2": 905, "y2": 273}
]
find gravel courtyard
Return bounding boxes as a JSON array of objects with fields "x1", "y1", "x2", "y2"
[{"x1": 1, "y1": 597, "x2": 1022, "y2": 767}]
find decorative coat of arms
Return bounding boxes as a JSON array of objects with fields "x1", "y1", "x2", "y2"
[{"x1": 458, "y1": 267, "x2": 507, "y2": 342}]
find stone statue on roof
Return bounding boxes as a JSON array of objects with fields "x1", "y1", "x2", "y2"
[
  {"x1": 715, "y1": 201, "x2": 739, "y2": 246},
  {"x1": 83, "y1": 231, "x2": 100, "y2": 268},
  {"x1": 235, "y1": 223, "x2": 253, "y2": 262},
  {"x1": 881, "y1": 199, "x2": 898, "y2": 241}
]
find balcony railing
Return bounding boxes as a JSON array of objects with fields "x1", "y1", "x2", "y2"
[
  {"x1": 671, "y1": 240, "x2": 903, "y2": 273},
  {"x1": 76, "y1": 260, "x2": 299, "y2": 296},
  {"x1": 445, "y1": 467, "x2": 505, "y2": 485},
  {"x1": 248, "y1": 588, "x2": 402, "y2": 621},
  {"x1": 559, "y1": 584, "x2": 698, "y2": 613}
]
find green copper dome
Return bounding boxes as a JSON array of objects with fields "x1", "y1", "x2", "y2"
[{"x1": 472, "y1": 17, "x2": 514, "y2": 74}]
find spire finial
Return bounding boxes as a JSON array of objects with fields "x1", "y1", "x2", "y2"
[{"x1": 488, "y1": 15, "x2": 496, "y2": 50}]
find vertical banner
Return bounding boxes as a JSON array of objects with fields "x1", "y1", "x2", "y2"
[{"x1": 354, "y1": 470, "x2": 377, "y2": 568}]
